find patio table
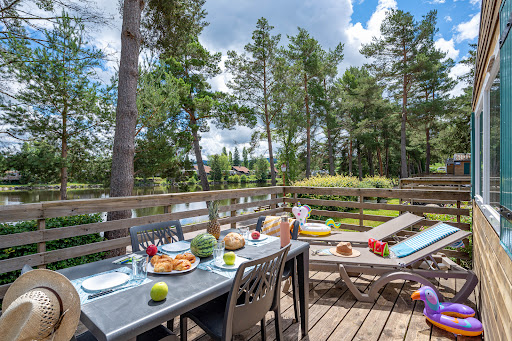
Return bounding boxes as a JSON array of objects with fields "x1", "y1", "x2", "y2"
[{"x1": 59, "y1": 229, "x2": 310, "y2": 341}]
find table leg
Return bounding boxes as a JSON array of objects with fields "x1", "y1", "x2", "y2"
[{"x1": 296, "y1": 250, "x2": 309, "y2": 337}]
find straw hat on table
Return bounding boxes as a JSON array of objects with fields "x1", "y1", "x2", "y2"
[{"x1": 0, "y1": 269, "x2": 81, "y2": 341}]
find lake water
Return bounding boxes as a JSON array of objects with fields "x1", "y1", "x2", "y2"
[{"x1": 0, "y1": 183, "x2": 272, "y2": 225}]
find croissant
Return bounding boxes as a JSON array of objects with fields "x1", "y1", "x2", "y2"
[
  {"x1": 154, "y1": 261, "x2": 173, "y2": 272},
  {"x1": 173, "y1": 259, "x2": 192, "y2": 271},
  {"x1": 150, "y1": 255, "x2": 161, "y2": 266},
  {"x1": 175, "y1": 252, "x2": 196, "y2": 264}
]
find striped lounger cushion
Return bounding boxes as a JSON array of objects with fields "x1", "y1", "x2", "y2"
[{"x1": 390, "y1": 223, "x2": 460, "y2": 258}]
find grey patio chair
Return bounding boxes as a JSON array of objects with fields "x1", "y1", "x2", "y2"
[
  {"x1": 256, "y1": 215, "x2": 300, "y2": 323},
  {"x1": 16, "y1": 265, "x2": 177, "y2": 341},
  {"x1": 180, "y1": 244, "x2": 291, "y2": 341},
  {"x1": 129, "y1": 220, "x2": 183, "y2": 332},
  {"x1": 130, "y1": 220, "x2": 184, "y2": 252},
  {"x1": 309, "y1": 223, "x2": 478, "y2": 303},
  {"x1": 299, "y1": 212, "x2": 424, "y2": 245}
]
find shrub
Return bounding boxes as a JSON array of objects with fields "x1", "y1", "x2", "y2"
[
  {"x1": 240, "y1": 175, "x2": 247, "y2": 183},
  {"x1": 228, "y1": 174, "x2": 240, "y2": 183},
  {"x1": 292, "y1": 175, "x2": 394, "y2": 219},
  {"x1": 0, "y1": 214, "x2": 104, "y2": 285}
]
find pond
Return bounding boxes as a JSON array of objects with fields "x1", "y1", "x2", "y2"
[{"x1": 0, "y1": 183, "x2": 272, "y2": 225}]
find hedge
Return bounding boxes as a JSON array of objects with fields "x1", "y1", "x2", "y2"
[{"x1": 0, "y1": 214, "x2": 105, "y2": 285}]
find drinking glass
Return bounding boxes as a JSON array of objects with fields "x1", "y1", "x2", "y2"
[
  {"x1": 132, "y1": 256, "x2": 147, "y2": 281},
  {"x1": 213, "y1": 241, "x2": 225, "y2": 265},
  {"x1": 239, "y1": 227, "x2": 249, "y2": 239}
]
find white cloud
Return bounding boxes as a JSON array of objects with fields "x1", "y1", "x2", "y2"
[
  {"x1": 445, "y1": 15, "x2": 452, "y2": 22},
  {"x1": 429, "y1": 0, "x2": 446, "y2": 3},
  {"x1": 455, "y1": 13, "x2": 480, "y2": 43},
  {"x1": 435, "y1": 38, "x2": 459, "y2": 60},
  {"x1": 470, "y1": 0, "x2": 481, "y2": 5},
  {"x1": 448, "y1": 62, "x2": 471, "y2": 97}
]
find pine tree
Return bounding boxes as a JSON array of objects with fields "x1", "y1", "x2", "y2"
[
  {"x1": 1, "y1": 13, "x2": 112, "y2": 200},
  {"x1": 242, "y1": 147, "x2": 249, "y2": 167},
  {"x1": 233, "y1": 147, "x2": 241, "y2": 166}
]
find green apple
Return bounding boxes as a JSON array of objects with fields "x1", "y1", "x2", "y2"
[
  {"x1": 223, "y1": 251, "x2": 236, "y2": 265},
  {"x1": 150, "y1": 282, "x2": 168, "y2": 301}
]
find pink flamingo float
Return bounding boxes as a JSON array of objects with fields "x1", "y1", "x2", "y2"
[{"x1": 411, "y1": 286, "x2": 483, "y2": 337}]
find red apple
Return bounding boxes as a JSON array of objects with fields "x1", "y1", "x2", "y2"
[
  {"x1": 146, "y1": 244, "x2": 158, "y2": 256},
  {"x1": 251, "y1": 231, "x2": 261, "y2": 240}
]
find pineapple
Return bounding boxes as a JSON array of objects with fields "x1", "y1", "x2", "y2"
[{"x1": 207, "y1": 200, "x2": 221, "y2": 239}]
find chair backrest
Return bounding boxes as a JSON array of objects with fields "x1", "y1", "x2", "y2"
[
  {"x1": 130, "y1": 220, "x2": 184, "y2": 252},
  {"x1": 222, "y1": 244, "x2": 290, "y2": 339},
  {"x1": 372, "y1": 212, "x2": 424, "y2": 241},
  {"x1": 256, "y1": 216, "x2": 300, "y2": 240}
]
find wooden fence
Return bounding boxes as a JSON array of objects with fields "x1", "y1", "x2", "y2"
[
  {"x1": 0, "y1": 185, "x2": 471, "y2": 299},
  {"x1": 399, "y1": 176, "x2": 471, "y2": 191}
]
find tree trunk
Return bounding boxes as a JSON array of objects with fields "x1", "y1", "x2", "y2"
[
  {"x1": 367, "y1": 148, "x2": 374, "y2": 177},
  {"x1": 357, "y1": 144, "x2": 363, "y2": 181},
  {"x1": 377, "y1": 146, "x2": 383, "y2": 176},
  {"x1": 60, "y1": 113, "x2": 68, "y2": 200},
  {"x1": 401, "y1": 79, "x2": 408, "y2": 179},
  {"x1": 385, "y1": 146, "x2": 389, "y2": 177},
  {"x1": 106, "y1": 0, "x2": 144, "y2": 257},
  {"x1": 191, "y1": 123, "x2": 210, "y2": 191},
  {"x1": 304, "y1": 73, "x2": 311, "y2": 178},
  {"x1": 425, "y1": 125, "x2": 431, "y2": 174},
  {"x1": 263, "y1": 59, "x2": 276, "y2": 186},
  {"x1": 348, "y1": 137, "x2": 353, "y2": 176},
  {"x1": 326, "y1": 125, "x2": 334, "y2": 175}
]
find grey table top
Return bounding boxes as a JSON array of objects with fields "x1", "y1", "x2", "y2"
[{"x1": 59, "y1": 230, "x2": 310, "y2": 341}]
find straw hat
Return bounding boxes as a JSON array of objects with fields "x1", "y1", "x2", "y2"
[
  {"x1": 0, "y1": 269, "x2": 81, "y2": 341},
  {"x1": 330, "y1": 241, "x2": 361, "y2": 258}
]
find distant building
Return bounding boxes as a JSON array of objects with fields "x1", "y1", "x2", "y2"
[
  {"x1": 194, "y1": 165, "x2": 211, "y2": 175},
  {"x1": 445, "y1": 153, "x2": 470, "y2": 175},
  {"x1": 232, "y1": 166, "x2": 250, "y2": 175}
]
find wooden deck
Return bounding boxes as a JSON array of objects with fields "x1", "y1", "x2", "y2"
[{"x1": 179, "y1": 270, "x2": 482, "y2": 341}]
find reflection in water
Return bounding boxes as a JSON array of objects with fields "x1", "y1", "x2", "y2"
[{"x1": 0, "y1": 183, "x2": 272, "y2": 225}]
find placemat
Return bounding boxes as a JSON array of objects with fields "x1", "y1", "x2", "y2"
[
  {"x1": 198, "y1": 259, "x2": 254, "y2": 279},
  {"x1": 246, "y1": 235, "x2": 280, "y2": 247},
  {"x1": 71, "y1": 267, "x2": 152, "y2": 305}
]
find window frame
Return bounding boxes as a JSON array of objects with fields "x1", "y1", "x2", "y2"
[{"x1": 474, "y1": 43, "x2": 501, "y2": 234}]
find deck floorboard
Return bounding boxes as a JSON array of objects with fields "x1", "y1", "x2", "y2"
[{"x1": 179, "y1": 270, "x2": 482, "y2": 341}]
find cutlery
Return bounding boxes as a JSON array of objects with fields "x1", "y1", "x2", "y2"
[{"x1": 87, "y1": 283, "x2": 137, "y2": 300}]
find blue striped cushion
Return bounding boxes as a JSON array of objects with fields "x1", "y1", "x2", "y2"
[{"x1": 390, "y1": 223, "x2": 460, "y2": 258}]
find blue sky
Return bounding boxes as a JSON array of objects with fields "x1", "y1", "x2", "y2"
[{"x1": 5, "y1": 0, "x2": 481, "y2": 155}]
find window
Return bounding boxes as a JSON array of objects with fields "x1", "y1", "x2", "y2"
[
  {"x1": 490, "y1": 72, "x2": 500, "y2": 210},
  {"x1": 479, "y1": 113, "x2": 483, "y2": 198}
]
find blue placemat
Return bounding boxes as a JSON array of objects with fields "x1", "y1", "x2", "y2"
[
  {"x1": 246, "y1": 235, "x2": 280, "y2": 247},
  {"x1": 71, "y1": 267, "x2": 152, "y2": 305},
  {"x1": 198, "y1": 258, "x2": 254, "y2": 279}
]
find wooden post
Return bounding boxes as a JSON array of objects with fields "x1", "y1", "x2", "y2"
[
  {"x1": 37, "y1": 218, "x2": 46, "y2": 269},
  {"x1": 230, "y1": 198, "x2": 237, "y2": 229},
  {"x1": 457, "y1": 201, "x2": 461, "y2": 223},
  {"x1": 271, "y1": 193, "x2": 278, "y2": 209},
  {"x1": 163, "y1": 205, "x2": 171, "y2": 214},
  {"x1": 359, "y1": 195, "x2": 364, "y2": 227}
]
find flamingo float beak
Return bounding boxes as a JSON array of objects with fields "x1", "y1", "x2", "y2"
[{"x1": 411, "y1": 290, "x2": 421, "y2": 300}]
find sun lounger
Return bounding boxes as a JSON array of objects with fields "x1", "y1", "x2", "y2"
[
  {"x1": 309, "y1": 223, "x2": 477, "y2": 303},
  {"x1": 299, "y1": 212, "x2": 424, "y2": 245}
]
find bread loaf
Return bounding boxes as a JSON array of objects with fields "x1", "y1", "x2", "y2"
[{"x1": 223, "y1": 232, "x2": 245, "y2": 250}]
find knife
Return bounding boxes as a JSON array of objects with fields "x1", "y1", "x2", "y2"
[{"x1": 87, "y1": 283, "x2": 137, "y2": 300}]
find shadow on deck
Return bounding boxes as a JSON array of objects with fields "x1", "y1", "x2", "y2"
[{"x1": 180, "y1": 270, "x2": 481, "y2": 341}]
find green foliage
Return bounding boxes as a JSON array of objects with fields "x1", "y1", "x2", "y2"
[
  {"x1": 209, "y1": 154, "x2": 230, "y2": 181},
  {"x1": 293, "y1": 175, "x2": 394, "y2": 218},
  {"x1": 242, "y1": 147, "x2": 249, "y2": 167},
  {"x1": 254, "y1": 156, "x2": 270, "y2": 182},
  {"x1": 4, "y1": 142, "x2": 60, "y2": 184},
  {"x1": 228, "y1": 174, "x2": 241, "y2": 183},
  {"x1": 0, "y1": 214, "x2": 104, "y2": 285},
  {"x1": 233, "y1": 147, "x2": 240, "y2": 166},
  {"x1": 240, "y1": 174, "x2": 248, "y2": 183}
]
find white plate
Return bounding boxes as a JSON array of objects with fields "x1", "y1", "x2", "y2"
[
  {"x1": 161, "y1": 241, "x2": 190, "y2": 252},
  {"x1": 82, "y1": 272, "x2": 130, "y2": 292},
  {"x1": 247, "y1": 233, "x2": 268, "y2": 242},
  {"x1": 147, "y1": 256, "x2": 200, "y2": 275},
  {"x1": 214, "y1": 256, "x2": 250, "y2": 270}
]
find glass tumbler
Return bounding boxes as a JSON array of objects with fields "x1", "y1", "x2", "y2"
[
  {"x1": 239, "y1": 227, "x2": 249, "y2": 239},
  {"x1": 132, "y1": 256, "x2": 147, "y2": 280},
  {"x1": 213, "y1": 241, "x2": 225, "y2": 265}
]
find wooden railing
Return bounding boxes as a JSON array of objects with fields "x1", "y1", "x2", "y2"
[
  {"x1": 399, "y1": 176, "x2": 471, "y2": 190},
  {"x1": 0, "y1": 185, "x2": 471, "y2": 299}
]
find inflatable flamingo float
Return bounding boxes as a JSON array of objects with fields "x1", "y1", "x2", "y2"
[{"x1": 411, "y1": 286, "x2": 483, "y2": 337}]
